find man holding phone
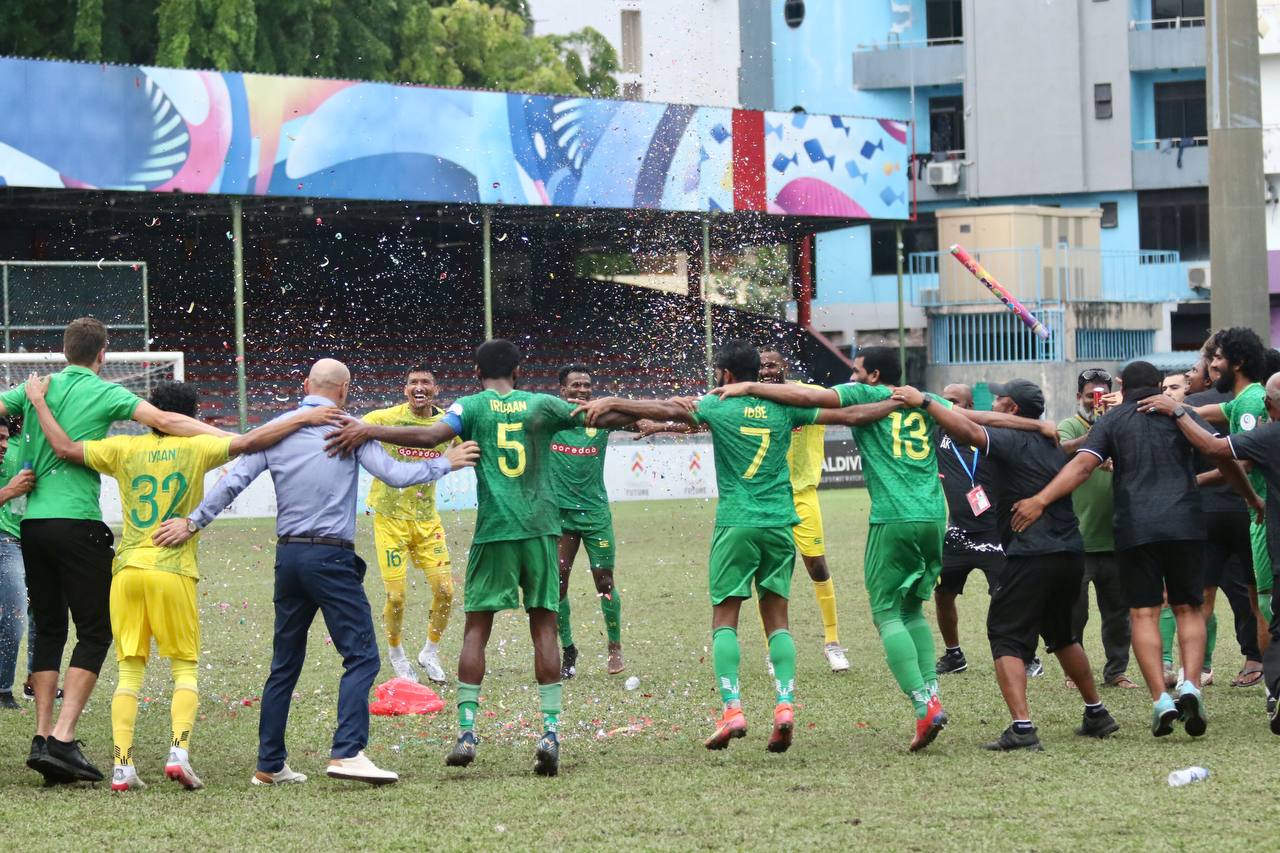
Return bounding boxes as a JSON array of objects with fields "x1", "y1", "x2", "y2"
[{"x1": 1056, "y1": 369, "x2": 1136, "y2": 690}]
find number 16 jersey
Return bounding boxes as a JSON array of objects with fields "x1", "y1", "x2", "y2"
[
  {"x1": 448, "y1": 389, "x2": 582, "y2": 545},
  {"x1": 83, "y1": 433, "x2": 234, "y2": 578},
  {"x1": 834, "y1": 383, "x2": 948, "y2": 525}
]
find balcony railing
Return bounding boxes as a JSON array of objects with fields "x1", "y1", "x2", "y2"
[
  {"x1": 1133, "y1": 136, "x2": 1208, "y2": 149},
  {"x1": 1129, "y1": 17, "x2": 1205, "y2": 30},
  {"x1": 908, "y1": 246, "x2": 1184, "y2": 308},
  {"x1": 931, "y1": 309, "x2": 1065, "y2": 365},
  {"x1": 852, "y1": 36, "x2": 964, "y2": 51}
]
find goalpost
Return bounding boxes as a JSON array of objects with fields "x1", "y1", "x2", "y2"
[{"x1": 0, "y1": 352, "x2": 185, "y2": 432}]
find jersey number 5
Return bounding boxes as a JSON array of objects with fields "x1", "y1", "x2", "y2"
[
  {"x1": 739, "y1": 426, "x2": 771, "y2": 479},
  {"x1": 130, "y1": 472, "x2": 190, "y2": 528},
  {"x1": 497, "y1": 422, "x2": 527, "y2": 478},
  {"x1": 889, "y1": 411, "x2": 930, "y2": 460}
]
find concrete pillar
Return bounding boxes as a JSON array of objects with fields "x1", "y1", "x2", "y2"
[{"x1": 1207, "y1": 0, "x2": 1269, "y2": 337}]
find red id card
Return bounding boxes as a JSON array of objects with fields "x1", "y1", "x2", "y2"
[{"x1": 966, "y1": 485, "x2": 991, "y2": 516}]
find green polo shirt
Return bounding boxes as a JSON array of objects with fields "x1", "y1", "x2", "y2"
[
  {"x1": 0, "y1": 451, "x2": 21, "y2": 537},
  {"x1": 0, "y1": 365, "x2": 140, "y2": 521},
  {"x1": 1058, "y1": 414, "x2": 1115, "y2": 553}
]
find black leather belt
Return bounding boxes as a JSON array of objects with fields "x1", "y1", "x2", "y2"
[{"x1": 278, "y1": 536, "x2": 354, "y2": 550}]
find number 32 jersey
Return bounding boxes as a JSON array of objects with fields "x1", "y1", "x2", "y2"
[
  {"x1": 448, "y1": 389, "x2": 582, "y2": 545},
  {"x1": 83, "y1": 433, "x2": 234, "y2": 578},
  {"x1": 834, "y1": 383, "x2": 949, "y2": 525}
]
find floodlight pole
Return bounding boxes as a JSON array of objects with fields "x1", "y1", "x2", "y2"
[
  {"x1": 482, "y1": 209, "x2": 493, "y2": 341},
  {"x1": 703, "y1": 217, "x2": 713, "y2": 385},
  {"x1": 231, "y1": 199, "x2": 247, "y2": 433},
  {"x1": 895, "y1": 222, "x2": 906, "y2": 381}
]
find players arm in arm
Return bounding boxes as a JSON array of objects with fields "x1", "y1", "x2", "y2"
[
  {"x1": 23, "y1": 373, "x2": 343, "y2": 465},
  {"x1": 710, "y1": 381, "x2": 911, "y2": 426},
  {"x1": 892, "y1": 385, "x2": 1055, "y2": 440}
]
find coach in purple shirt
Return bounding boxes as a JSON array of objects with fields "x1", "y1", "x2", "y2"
[{"x1": 155, "y1": 359, "x2": 477, "y2": 785}]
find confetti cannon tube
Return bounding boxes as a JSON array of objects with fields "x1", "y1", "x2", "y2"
[{"x1": 948, "y1": 244, "x2": 1051, "y2": 341}]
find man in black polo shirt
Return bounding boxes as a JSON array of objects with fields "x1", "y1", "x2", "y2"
[
  {"x1": 933, "y1": 384, "x2": 1005, "y2": 676},
  {"x1": 1138, "y1": 370, "x2": 1280, "y2": 734},
  {"x1": 898, "y1": 380, "x2": 1117, "y2": 752},
  {"x1": 1013, "y1": 362, "x2": 1261, "y2": 740}
]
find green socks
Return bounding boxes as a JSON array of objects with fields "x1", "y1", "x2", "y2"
[
  {"x1": 600, "y1": 588, "x2": 622, "y2": 645},
  {"x1": 1160, "y1": 605, "x2": 1176, "y2": 667},
  {"x1": 557, "y1": 597, "x2": 573, "y2": 648},
  {"x1": 1204, "y1": 612, "x2": 1218, "y2": 670},
  {"x1": 711, "y1": 626, "x2": 741, "y2": 707},
  {"x1": 1261, "y1": 593, "x2": 1273, "y2": 627},
  {"x1": 902, "y1": 601, "x2": 938, "y2": 698},
  {"x1": 457, "y1": 681, "x2": 481, "y2": 732},
  {"x1": 539, "y1": 683, "x2": 563, "y2": 733},
  {"x1": 767, "y1": 629, "x2": 796, "y2": 704},
  {"x1": 876, "y1": 615, "x2": 929, "y2": 719}
]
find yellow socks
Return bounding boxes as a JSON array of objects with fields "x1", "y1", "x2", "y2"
[
  {"x1": 383, "y1": 577, "x2": 407, "y2": 647},
  {"x1": 427, "y1": 572, "x2": 454, "y2": 644},
  {"x1": 812, "y1": 578, "x2": 839, "y2": 645},
  {"x1": 171, "y1": 658, "x2": 199, "y2": 750},
  {"x1": 112, "y1": 656, "x2": 146, "y2": 766}
]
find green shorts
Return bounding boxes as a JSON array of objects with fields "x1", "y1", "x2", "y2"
[
  {"x1": 708, "y1": 526, "x2": 795, "y2": 605},
  {"x1": 559, "y1": 508, "x2": 616, "y2": 570},
  {"x1": 1250, "y1": 520, "x2": 1273, "y2": 594},
  {"x1": 464, "y1": 535, "x2": 560, "y2": 612},
  {"x1": 864, "y1": 520, "x2": 945, "y2": 616}
]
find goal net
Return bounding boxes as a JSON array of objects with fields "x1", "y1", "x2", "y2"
[{"x1": 0, "y1": 352, "x2": 185, "y2": 434}]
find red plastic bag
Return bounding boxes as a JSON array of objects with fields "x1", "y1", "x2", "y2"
[{"x1": 369, "y1": 677, "x2": 445, "y2": 716}]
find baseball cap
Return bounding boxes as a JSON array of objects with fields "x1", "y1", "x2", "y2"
[{"x1": 988, "y1": 378, "x2": 1045, "y2": 420}]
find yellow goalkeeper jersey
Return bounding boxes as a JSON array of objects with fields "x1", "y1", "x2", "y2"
[
  {"x1": 364, "y1": 403, "x2": 453, "y2": 520},
  {"x1": 786, "y1": 382, "x2": 827, "y2": 492}
]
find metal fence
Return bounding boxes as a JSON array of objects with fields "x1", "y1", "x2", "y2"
[
  {"x1": 1075, "y1": 328, "x2": 1155, "y2": 362},
  {"x1": 931, "y1": 309, "x2": 1066, "y2": 365},
  {"x1": 1, "y1": 260, "x2": 148, "y2": 353}
]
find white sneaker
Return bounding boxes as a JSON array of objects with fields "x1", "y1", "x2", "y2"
[
  {"x1": 111, "y1": 764, "x2": 146, "y2": 792},
  {"x1": 824, "y1": 643, "x2": 850, "y2": 673},
  {"x1": 252, "y1": 763, "x2": 308, "y2": 786},
  {"x1": 165, "y1": 747, "x2": 204, "y2": 790},
  {"x1": 764, "y1": 650, "x2": 775, "y2": 678},
  {"x1": 389, "y1": 645, "x2": 419, "y2": 682},
  {"x1": 326, "y1": 751, "x2": 398, "y2": 785},
  {"x1": 418, "y1": 641, "x2": 448, "y2": 684}
]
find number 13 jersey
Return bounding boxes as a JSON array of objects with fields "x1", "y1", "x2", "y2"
[
  {"x1": 448, "y1": 389, "x2": 583, "y2": 545},
  {"x1": 833, "y1": 383, "x2": 949, "y2": 525},
  {"x1": 83, "y1": 433, "x2": 234, "y2": 578}
]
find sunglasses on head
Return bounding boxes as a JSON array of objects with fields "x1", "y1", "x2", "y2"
[{"x1": 1078, "y1": 368, "x2": 1112, "y2": 388}]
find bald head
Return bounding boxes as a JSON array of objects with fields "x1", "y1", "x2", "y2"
[
  {"x1": 305, "y1": 358, "x2": 351, "y2": 406},
  {"x1": 942, "y1": 383, "x2": 973, "y2": 409},
  {"x1": 1266, "y1": 372, "x2": 1280, "y2": 407}
]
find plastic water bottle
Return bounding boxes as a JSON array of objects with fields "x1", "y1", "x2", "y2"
[
  {"x1": 1167, "y1": 767, "x2": 1209, "y2": 787},
  {"x1": 624, "y1": 676, "x2": 640, "y2": 691},
  {"x1": 9, "y1": 462, "x2": 32, "y2": 516}
]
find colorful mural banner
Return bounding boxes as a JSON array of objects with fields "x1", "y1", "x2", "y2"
[{"x1": 0, "y1": 57, "x2": 911, "y2": 220}]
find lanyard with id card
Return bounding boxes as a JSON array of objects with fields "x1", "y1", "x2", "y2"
[{"x1": 951, "y1": 444, "x2": 990, "y2": 517}]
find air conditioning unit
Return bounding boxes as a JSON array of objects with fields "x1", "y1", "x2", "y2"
[
  {"x1": 1187, "y1": 263, "x2": 1211, "y2": 291},
  {"x1": 926, "y1": 160, "x2": 961, "y2": 187}
]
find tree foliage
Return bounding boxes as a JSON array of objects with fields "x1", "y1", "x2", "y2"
[{"x1": 0, "y1": 0, "x2": 618, "y2": 97}]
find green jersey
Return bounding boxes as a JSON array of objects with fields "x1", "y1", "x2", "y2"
[
  {"x1": 1057, "y1": 415, "x2": 1115, "y2": 552},
  {"x1": 549, "y1": 424, "x2": 612, "y2": 524},
  {"x1": 448, "y1": 389, "x2": 582, "y2": 545},
  {"x1": 1222, "y1": 383, "x2": 1269, "y2": 499},
  {"x1": 0, "y1": 451, "x2": 21, "y2": 537},
  {"x1": 0, "y1": 365, "x2": 140, "y2": 521},
  {"x1": 692, "y1": 393, "x2": 818, "y2": 528},
  {"x1": 834, "y1": 383, "x2": 948, "y2": 524}
]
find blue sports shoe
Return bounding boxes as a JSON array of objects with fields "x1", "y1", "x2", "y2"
[
  {"x1": 534, "y1": 731, "x2": 559, "y2": 777},
  {"x1": 1151, "y1": 693, "x2": 1178, "y2": 737},
  {"x1": 1176, "y1": 683, "x2": 1207, "y2": 737}
]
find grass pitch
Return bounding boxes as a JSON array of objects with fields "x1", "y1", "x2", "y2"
[{"x1": 0, "y1": 490, "x2": 1276, "y2": 851}]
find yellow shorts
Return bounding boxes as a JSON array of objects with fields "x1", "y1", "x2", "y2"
[
  {"x1": 374, "y1": 515, "x2": 451, "y2": 583},
  {"x1": 110, "y1": 567, "x2": 199, "y2": 662},
  {"x1": 791, "y1": 486, "x2": 826, "y2": 558}
]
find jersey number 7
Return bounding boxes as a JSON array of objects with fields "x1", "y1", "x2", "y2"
[{"x1": 738, "y1": 426, "x2": 771, "y2": 479}]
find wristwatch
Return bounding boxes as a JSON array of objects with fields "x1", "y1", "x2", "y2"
[
  {"x1": 185, "y1": 518, "x2": 198, "y2": 534},
  {"x1": 1173, "y1": 405, "x2": 1187, "y2": 419},
  {"x1": 921, "y1": 395, "x2": 934, "y2": 410}
]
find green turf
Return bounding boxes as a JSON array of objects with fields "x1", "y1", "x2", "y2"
[{"x1": 1, "y1": 490, "x2": 1276, "y2": 851}]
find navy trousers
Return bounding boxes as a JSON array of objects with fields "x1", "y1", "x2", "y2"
[{"x1": 258, "y1": 543, "x2": 380, "y2": 773}]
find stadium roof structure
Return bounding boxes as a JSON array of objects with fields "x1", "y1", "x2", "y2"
[{"x1": 0, "y1": 56, "x2": 912, "y2": 229}]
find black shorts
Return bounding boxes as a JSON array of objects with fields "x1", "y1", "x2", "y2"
[
  {"x1": 937, "y1": 551, "x2": 1004, "y2": 595},
  {"x1": 1118, "y1": 540, "x2": 1205, "y2": 609},
  {"x1": 987, "y1": 552, "x2": 1084, "y2": 662},
  {"x1": 21, "y1": 518, "x2": 115, "y2": 674},
  {"x1": 1204, "y1": 511, "x2": 1250, "y2": 589}
]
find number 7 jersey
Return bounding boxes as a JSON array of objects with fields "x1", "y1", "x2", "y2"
[
  {"x1": 448, "y1": 389, "x2": 583, "y2": 544},
  {"x1": 834, "y1": 383, "x2": 948, "y2": 524},
  {"x1": 82, "y1": 433, "x2": 234, "y2": 578}
]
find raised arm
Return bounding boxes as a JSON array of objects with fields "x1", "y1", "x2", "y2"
[
  {"x1": 960, "y1": 408, "x2": 1058, "y2": 442},
  {"x1": 711, "y1": 381, "x2": 841, "y2": 408},
  {"x1": 1136, "y1": 395, "x2": 1233, "y2": 461},
  {"x1": 1191, "y1": 402, "x2": 1228, "y2": 427},
  {"x1": 575, "y1": 397, "x2": 698, "y2": 426},
  {"x1": 132, "y1": 400, "x2": 226, "y2": 438},
  {"x1": 356, "y1": 439, "x2": 478, "y2": 488},
  {"x1": 24, "y1": 375, "x2": 84, "y2": 465},
  {"x1": 1010, "y1": 453, "x2": 1100, "y2": 532},
  {"x1": 228, "y1": 406, "x2": 342, "y2": 457},
  {"x1": 817, "y1": 397, "x2": 905, "y2": 427},
  {"x1": 325, "y1": 416, "x2": 459, "y2": 457},
  {"x1": 894, "y1": 387, "x2": 986, "y2": 449}
]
